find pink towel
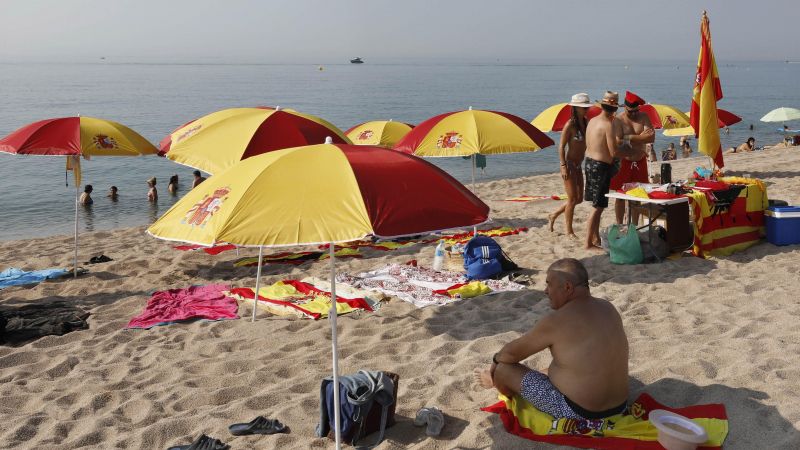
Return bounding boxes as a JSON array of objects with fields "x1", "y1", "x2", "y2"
[{"x1": 127, "y1": 284, "x2": 237, "y2": 329}]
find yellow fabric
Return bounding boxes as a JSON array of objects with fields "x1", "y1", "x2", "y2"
[
  {"x1": 319, "y1": 247, "x2": 361, "y2": 259},
  {"x1": 499, "y1": 394, "x2": 728, "y2": 446},
  {"x1": 165, "y1": 108, "x2": 350, "y2": 174},
  {"x1": 530, "y1": 103, "x2": 568, "y2": 132},
  {"x1": 663, "y1": 126, "x2": 695, "y2": 137},
  {"x1": 445, "y1": 281, "x2": 491, "y2": 298},
  {"x1": 230, "y1": 281, "x2": 361, "y2": 319},
  {"x1": 685, "y1": 182, "x2": 767, "y2": 258},
  {"x1": 78, "y1": 116, "x2": 158, "y2": 157},
  {"x1": 624, "y1": 187, "x2": 650, "y2": 199},
  {"x1": 147, "y1": 144, "x2": 374, "y2": 247},
  {"x1": 413, "y1": 110, "x2": 547, "y2": 157},
  {"x1": 346, "y1": 121, "x2": 412, "y2": 147},
  {"x1": 66, "y1": 155, "x2": 81, "y2": 186}
]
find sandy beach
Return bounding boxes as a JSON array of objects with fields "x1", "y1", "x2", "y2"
[{"x1": 1, "y1": 148, "x2": 799, "y2": 449}]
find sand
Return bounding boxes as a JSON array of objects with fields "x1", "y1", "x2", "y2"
[{"x1": 1, "y1": 148, "x2": 800, "y2": 449}]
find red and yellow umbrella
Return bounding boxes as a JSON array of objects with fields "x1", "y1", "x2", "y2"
[
  {"x1": 345, "y1": 120, "x2": 414, "y2": 147},
  {"x1": 395, "y1": 108, "x2": 553, "y2": 157},
  {"x1": 664, "y1": 109, "x2": 741, "y2": 136},
  {"x1": 532, "y1": 103, "x2": 690, "y2": 132},
  {"x1": 0, "y1": 116, "x2": 158, "y2": 277},
  {"x1": 159, "y1": 106, "x2": 350, "y2": 175}
]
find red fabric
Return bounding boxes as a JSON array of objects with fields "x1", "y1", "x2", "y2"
[
  {"x1": 637, "y1": 105, "x2": 666, "y2": 130},
  {"x1": 0, "y1": 117, "x2": 81, "y2": 155},
  {"x1": 690, "y1": 13, "x2": 725, "y2": 168},
  {"x1": 482, "y1": 392, "x2": 726, "y2": 450},
  {"x1": 610, "y1": 159, "x2": 649, "y2": 190},
  {"x1": 173, "y1": 244, "x2": 237, "y2": 255},
  {"x1": 229, "y1": 280, "x2": 373, "y2": 320},
  {"x1": 716, "y1": 109, "x2": 741, "y2": 127},
  {"x1": 624, "y1": 91, "x2": 646, "y2": 107},
  {"x1": 647, "y1": 191, "x2": 681, "y2": 200},
  {"x1": 548, "y1": 106, "x2": 603, "y2": 132},
  {"x1": 126, "y1": 284, "x2": 237, "y2": 329},
  {"x1": 695, "y1": 180, "x2": 730, "y2": 190},
  {"x1": 241, "y1": 111, "x2": 347, "y2": 160},
  {"x1": 339, "y1": 145, "x2": 489, "y2": 237}
]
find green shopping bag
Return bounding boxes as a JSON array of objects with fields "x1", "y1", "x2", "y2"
[{"x1": 607, "y1": 224, "x2": 643, "y2": 265}]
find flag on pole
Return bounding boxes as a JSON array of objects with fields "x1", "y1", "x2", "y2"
[
  {"x1": 690, "y1": 11, "x2": 724, "y2": 168},
  {"x1": 66, "y1": 155, "x2": 81, "y2": 186}
]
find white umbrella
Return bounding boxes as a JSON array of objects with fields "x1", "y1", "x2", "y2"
[{"x1": 760, "y1": 107, "x2": 800, "y2": 124}]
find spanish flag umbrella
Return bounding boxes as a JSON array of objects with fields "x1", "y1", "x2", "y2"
[
  {"x1": 345, "y1": 120, "x2": 414, "y2": 147},
  {"x1": 0, "y1": 116, "x2": 158, "y2": 277},
  {"x1": 159, "y1": 106, "x2": 350, "y2": 175},
  {"x1": 664, "y1": 108, "x2": 742, "y2": 136},
  {"x1": 394, "y1": 108, "x2": 554, "y2": 188},
  {"x1": 147, "y1": 139, "x2": 488, "y2": 448},
  {"x1": 531, "y1": 102, "x2": 690, "y2": 132}
]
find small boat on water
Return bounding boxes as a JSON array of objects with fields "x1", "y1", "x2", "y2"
[{"x1": 350, "y1": 57, "x2": 364, "y2": 64}]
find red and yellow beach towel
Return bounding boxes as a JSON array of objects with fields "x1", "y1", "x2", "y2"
[
  {"x1": 226, "y1": 279, "x2": 378, "y2": 320},
  {"x1": 504, "y1": 194, "x2": 567, "y2": 202},
  {"x1": 483, "y1": 392, "x2": 728, "y2": 449},
  {"x1": 233, "y1": 248, "x2": 361, "y2": 267}
]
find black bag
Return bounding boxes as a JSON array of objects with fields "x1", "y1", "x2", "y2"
[{"x1": 661, "y1": 163, "x2": 672, "y2": 184}]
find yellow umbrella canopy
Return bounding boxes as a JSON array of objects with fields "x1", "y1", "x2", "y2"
[
  {"x1": 158, "y1": 106, "x2": 351, "y2": 175},
  {"x1": 345, "y1": 120, "x2": 414, "y2": 147}
]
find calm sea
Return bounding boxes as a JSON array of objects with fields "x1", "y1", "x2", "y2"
[{"x1": 1, "y1": 60, "x2": 798, "y2": 241}]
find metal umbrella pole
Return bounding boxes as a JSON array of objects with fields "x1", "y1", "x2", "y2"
[
  {"x1": 73, "y1": 183, "x2": 79, "y2": 278},
  {"x1": 329, "y1": 243, "x2": 342, "y2": 450},
  {"x1": 251, "y1": 246, "x2": 264, "y2": 322}
]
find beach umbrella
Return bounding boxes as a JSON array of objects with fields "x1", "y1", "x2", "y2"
[
  {"x1": 344, "y1": 120, "x2": 414, "y2": 147},
  {"x1": 0, "y1": 116, "x2": 158, "y2": 277},
  {"x1": 158, "y1": 106, "x2": 350, "y2": 175},
  {"x1": 147, "y1": 139, "x2": 488, "y2": 449},
  {"x1": 531, "y1": 103, "x2": 690, "y2": 132},
  {"x1": 394, "y1": 108, "x2": 554, "y2": 188},
  {"x1": 664, "y1": 109, "x2": 742, "y2": 136},
  {"x1": 760, "y1": 107, "x2": 800, "y2": 124}
]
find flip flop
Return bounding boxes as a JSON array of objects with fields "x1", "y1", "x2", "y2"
[
  {"x1": 228, "y1": 416, "x2": 287, "y2": 436},
  {"x1": 166, "y1": 434, "x2": 230, "y2": 450},
  {"x1": 87, "y1": 255, "x2": 113, "y2": 264},
  {"x1": 413, "y1": 407, "x2": 444, "y2": 437}
]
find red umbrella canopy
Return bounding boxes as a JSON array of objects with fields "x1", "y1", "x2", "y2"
[{"x1": 715, "y1": 109, "x2": 742, "y2": 127}]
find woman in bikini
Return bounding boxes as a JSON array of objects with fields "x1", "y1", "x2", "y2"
[{"x1": 549, "y1": 93, "x2": 592, "y2": 238}]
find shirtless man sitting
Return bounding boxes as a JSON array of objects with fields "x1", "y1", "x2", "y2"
[
  {"x1": 583, "y1": 91, "x2": 638, "y2": 250},
  {"x1": 611, "y1": 91, "x2": 655, "y2": 224},
  {"x1": 474, "y1": 258, "x2": 629, "y2": 420}
]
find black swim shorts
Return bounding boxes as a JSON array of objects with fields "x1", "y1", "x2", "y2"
[{"x1": 584, "y1": 157, "x2": 613, "y2": 209}]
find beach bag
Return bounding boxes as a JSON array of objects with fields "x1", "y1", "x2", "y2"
[
  {"x1": 608, "y1": 224, "x2": 643, "y2": 265},
  {"x1": 318, "y1": 371, "x2": 399, "y2": 448},
  {"x1": 463, "y1": 235, "x2": 518, "y2": 280}
]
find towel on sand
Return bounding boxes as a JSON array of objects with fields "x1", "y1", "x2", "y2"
[
  {"x1": 173, "y1": 244, "x2": 238, "y2": 255},
  {"x1": 336, "y1": 264, "x2": 525, "y2": 308},
  {"x1": 0, "y1": 267, "x2": 72, "y2": 289},
  {"x1": 127, "y1": 284, "x2": 237, "y2": 329},
  {"x1": 226, "y1": 278, "x2": 379, "y2": 320},
  {"x1": 504, "y1": 194, "x2": 566, "y2": 202},
  {"x1": 0, "y1": 301, "x2": 90, "y2": 345},
  {"x1": 482, "y1": 392, "x2": 728, "y2": 449}
]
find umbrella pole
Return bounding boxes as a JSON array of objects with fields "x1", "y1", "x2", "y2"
[
  {"x1": 251, "y1": 246, "x2": 263, "y2": 322},
  {"x1": 329, "y1": 243, "x2": 342, "y2": 450},
  {"x1": 74, "y1": 184, "x2": 79, "y2": 278},
  {"x1": 472, "y1": 155, "x2": 478, "y2": 235}
]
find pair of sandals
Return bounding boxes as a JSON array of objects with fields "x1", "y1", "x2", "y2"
[
  {"x1": 167, "y1": 417, "x2": 287, "y2": 450},
  {"x1": 414, "y1": 406, "x2": 444, "y2": 437},
  {"x1": 87, "y1": 254, "x2": 113, "y2": 264}
]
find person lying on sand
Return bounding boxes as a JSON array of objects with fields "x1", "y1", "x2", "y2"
[
  {"x1": 474, "y1": 258, "x2": 629, "y2": 420},
  {"x1": 726, "y1": 137, "x2": 755, "y2": 154}
]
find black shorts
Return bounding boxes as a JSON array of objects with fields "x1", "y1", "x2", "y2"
[{"x1": 584, "y1": 157, "x2": 614, "y2": 209}]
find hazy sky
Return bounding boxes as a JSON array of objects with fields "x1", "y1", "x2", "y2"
[{"x1": 2, "y1": 0, "x2": 797, "y2": 63}]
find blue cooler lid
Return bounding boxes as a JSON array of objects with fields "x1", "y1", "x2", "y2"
[{"x1": 766, "y1": 206, "x2": 800, "y2": 217}]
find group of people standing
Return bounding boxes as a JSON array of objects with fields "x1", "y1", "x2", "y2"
[
  {"x1": 548, "y1": 91, "x2": 657, "y2": 250},
  {"x1": 78, "y1": 170, "x2": 207, "y2": 206}
]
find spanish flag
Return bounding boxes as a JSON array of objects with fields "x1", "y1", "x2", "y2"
[{"x1": 690, "y1": 11, "x2": 724, "y2": 168}]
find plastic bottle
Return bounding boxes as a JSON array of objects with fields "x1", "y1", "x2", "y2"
[{"x1": 432, "y1": 240, "x2": 446, "y2": 271}]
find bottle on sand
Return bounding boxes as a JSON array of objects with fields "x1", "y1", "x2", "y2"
[{"x1": 432, "y1": 240, "x2": 445, "y2": 271}]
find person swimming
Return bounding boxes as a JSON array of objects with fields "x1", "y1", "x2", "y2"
[{"x1": 79, "y1": 185, "x2": 93, "y2": 205}]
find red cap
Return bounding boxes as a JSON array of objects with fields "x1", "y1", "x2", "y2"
[{"x1": 624, "y1": 91, "x2": 646, "y2": 108}]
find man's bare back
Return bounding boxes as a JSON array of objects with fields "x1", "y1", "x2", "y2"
[
  {"x1": 585, "y1": 113, "x2": 622, "y2": 164},
  {"x1": 475, "y1": 259, "x2": 629, "y2": 417}
]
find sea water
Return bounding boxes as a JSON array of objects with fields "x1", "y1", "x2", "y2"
[{"x1": 0, "y1": 60, "x2": 798, "y2": 241}]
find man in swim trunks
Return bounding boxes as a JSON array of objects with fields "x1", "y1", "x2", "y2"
[
  {"x1": 610, "y1": 91, "x2": 655, "y2": 224},
  {"x1": 474, "y1": 258, "x2": 629, "y2": 420},
  {"x1": 583, "y1": 91, "x2": 638, "y2": 250}
]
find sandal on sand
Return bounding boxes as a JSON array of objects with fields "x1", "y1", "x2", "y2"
[
  {"x1": 413, "y1": 406, "x2": 444, "y2": 437},
  {"x1": 87, "y1": 254, "x2": 113, "y2": 264},
  {"x1": 229, "y1": 416, "x2": 287, "y2": 436},
  {"x1": 166, "y1": 434, "x2": 230, "y2": 450}
]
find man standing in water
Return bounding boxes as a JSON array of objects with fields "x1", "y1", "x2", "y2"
[
  {"x1": 583, "y1": 91, "x2": 637, "y2": 250},
  {"x1": 610, "y1": 91, "x2": 655, "y2": 224},
  {"x1": 474, "y1": 259, "x2": 629, "y2": 420}
]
